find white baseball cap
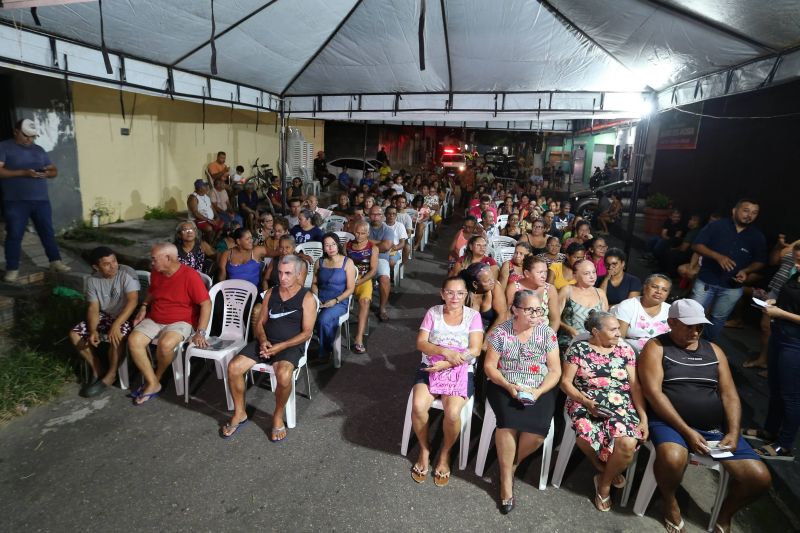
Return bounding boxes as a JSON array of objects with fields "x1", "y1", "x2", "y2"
[
  {"x1": 668, "y1": 299, "x2": 712, "y2": 325},
  {"x1": 19, "y1": 119, "x2": 38, "y2": 137}
]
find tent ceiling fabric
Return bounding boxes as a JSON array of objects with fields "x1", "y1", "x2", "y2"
[{"x1": 0, "y1": 0, "x2": 798, "y2": 121}]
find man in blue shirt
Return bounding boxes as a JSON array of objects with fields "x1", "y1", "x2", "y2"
[
  {"x1": 368, "y1": 205, "x2": 395, "y2": 321},
  {"x1": 691, "y1": 199, "x2": 766, "y2": 341},
  {"x1": 0, "y1": 119, "x2": 70, "y2": 282},
  {"x1": 337, "y1": 166, "x2": 351, "y2": 191}
]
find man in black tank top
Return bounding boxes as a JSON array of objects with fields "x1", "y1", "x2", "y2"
[
  {"x1": 638, "y1": 299, "x2": 771, "y2": 533},
  {"x1": 222, "y1": 255, "x2": 316, "y2": 443}
]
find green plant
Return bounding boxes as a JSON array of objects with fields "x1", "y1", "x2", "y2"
[
  {"x1": 143, "y1": 205, "x2": 176, "y2": 220},
  {"x1": 90, "y1": 197, "x2": 114, "y2": 218},
  {"x1": 61, "y1": 224, "x2": 135, "y2": 245},
  {"x1": 645, "y1": 192, "x2": 672, "y2": 209}
]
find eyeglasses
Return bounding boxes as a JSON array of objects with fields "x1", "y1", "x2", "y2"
[
  {"x1": 443, "y1": 290, "x2": 468, "y2": 298},
  {"x1": 605, "y1": 261, "x2": 621, "y2": 267},
  {"x1": 180, "y1": 228, "x2": 195, "y2": 233},
  {"x1": 516, "y1": 306, "x2": 545, "y2": 317}
]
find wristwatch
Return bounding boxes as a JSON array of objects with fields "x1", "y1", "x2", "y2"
[
  {"x1": 334, "y1": 297, "x2": 340, "y2": 304},
  {"x1": 195, "y1": 329, "x2": 206, "y2": 337}
]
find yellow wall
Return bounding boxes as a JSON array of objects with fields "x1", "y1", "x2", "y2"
[{"x1": 71, "y1": 83, "x2": 324, "y2": 221}]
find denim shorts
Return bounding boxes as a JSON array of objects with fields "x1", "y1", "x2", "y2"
[{"x1": 649, "y1": 417, "x2": 760, "y2": 461}]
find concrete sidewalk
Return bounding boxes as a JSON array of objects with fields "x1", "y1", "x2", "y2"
[{"x1": 0, "y1": 210, "x2": 794, "y2": 532}]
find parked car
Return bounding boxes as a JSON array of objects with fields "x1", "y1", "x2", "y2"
[
  {"x1": 570, "y1": 179, "x2": 634, "y2": 222},
  {"x1": 326, "y1": 157, "x2": 381, "y2": 185}
]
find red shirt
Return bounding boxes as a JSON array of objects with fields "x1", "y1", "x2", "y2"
[{"x1": 148, "y1": 264, "x2": 209, "y2": 326}]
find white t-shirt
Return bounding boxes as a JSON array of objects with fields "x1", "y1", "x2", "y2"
[
  {"x1": 611, "y1": 297, "x2": 671, "y2": 352},
  {"x1": 419, "y1": 305, "x2": 483, "y2": 368},
  {"x1": 189, "y1": 192, "x2": 215, "y2": 221},
  {"x1": 231, "y1": 173, "x2": 244, "y2": 184},
  {"x1": 396, "y1": 212, "x2": 413, "y2": 232},
  {"x1": 386, "y1": 221, "x2": 408, "y2": 246},
  {"x1": 209, "y1": 188, "x2": 230, "y2": 211}
]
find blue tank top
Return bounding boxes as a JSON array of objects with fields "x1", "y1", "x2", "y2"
[
  {"x1": 347, "y1": 241, "x2": 373, "y2": 278},
  {"x1": 318, "y1": 256, "x2": 348, "y2": 302},
  {"x1": 226, "y1": 248, "x2": 261, "y2": 288}
]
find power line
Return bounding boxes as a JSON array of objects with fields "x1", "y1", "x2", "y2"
[{"x1": 670, "y1": 106, "x2": 800, "y2": 120}]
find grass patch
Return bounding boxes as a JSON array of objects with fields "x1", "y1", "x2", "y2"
[
  {"x1": 61, "y1": 224, "x2": 135, "y2": 246},
  {"x1": 143, "y1": 205, "x2": 177, "y2": 220},
  {"x1": 0, "y1": 289, "x2": 86, "y2": 423}
]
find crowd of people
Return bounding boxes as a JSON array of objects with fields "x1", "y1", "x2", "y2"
[{"x1": 63, "y1": 148, "x2": 797, "y2": 530}]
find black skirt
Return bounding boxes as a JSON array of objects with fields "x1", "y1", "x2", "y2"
[{"x1": 486, "y1": 380, "x2": 555, "y2": 436}]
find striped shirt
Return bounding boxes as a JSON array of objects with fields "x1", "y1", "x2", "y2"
[{"x1": 489, "y1": 319, "x2": 557, "y2": 389}]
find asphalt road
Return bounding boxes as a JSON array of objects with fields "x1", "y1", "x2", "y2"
[{"x1": 0, "y1": 217, "x2": 790, "y2": 532}]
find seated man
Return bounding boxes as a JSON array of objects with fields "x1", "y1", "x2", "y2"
[
  {"x1": 337, "y1": 166, "x2": 352, "y2": 191},
  {"x1": 305, "y1": 195, "x2": 331, "y2": 220},
  {"x1": 127, "y1": 243, "x2": 211, "y2": 405},
  {"x1": 237, "y1": 181, "x2": 260, "y2": 231},
  {"x1": 188, "y1": 179, "x2": 223, "y2": 243},
  {"x1": 479, "y1": 210, "x2": 499, "y2": 241},
  {"x1": 639, "y1": 299, "x2": 771, "y2": 533},
  {"x1": 69, "y1": 246, "x2": 139, "y2": 398},
  {"x1": 384, "y1": 205, "x2": 409, "y2": 271},
  {"x1": 468, "y1": 194, "x2": 498, "y2": 220},
  {"x1": 344, "y1": 205, "x2": 366, "y2": 235},
  {"x1": 286, "y1": 197, "x2": 302, "y2": 228},
  {"x1": 207, "y1": 151, "x2": 230, "y2": 184},
  {"x1": 209, "y1": 178, "x2": 243, "y2": 227},
  {"x1": 222, "y1": 255, "x2": 316, "y2": 442},
  {"x1": 368, "y1": 206, "x2": 395, "y2": 321}
]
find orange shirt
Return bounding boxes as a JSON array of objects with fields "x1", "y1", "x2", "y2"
[{"x1": 207, "y1": 161, "x2": 229, "y2": 180}]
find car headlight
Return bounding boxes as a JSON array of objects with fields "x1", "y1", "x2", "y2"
[{"x1": 458, "y1": 165, "x2": 465, "y2": 171}]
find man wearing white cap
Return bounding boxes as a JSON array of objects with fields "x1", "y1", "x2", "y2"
[
  {"x1": 638, "y1": 299, "x2": 771, "y2": 533},
  {"x1": 0, "y1": 119, "x2": 70, "y2": 282}
]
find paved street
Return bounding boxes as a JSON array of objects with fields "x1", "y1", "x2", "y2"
[{"x1": 0, "y1": 217, "x2": 792, "y2": 532}]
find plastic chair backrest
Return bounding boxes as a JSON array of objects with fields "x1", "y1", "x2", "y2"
[
  {"x1": 496, "y1": 247, "x2": 516, "y2": 264},
  {"x1": 497, "y1": 214, "x2": 509, "y2": 229},
  {"x1": 325, "y1": 215, "x2": 347, "y2": 232},
  {"x1": 491, "y1": 235, "x2": 517, "y2": 249},
  {"x1": 199, "y1": 272, "x2": 213, "y2": 289},
  {"x1": 405, "y1": 209, "x2": 419, "y2": 224},
  {"x1": 326, "y1": 203, "x2": 338, "y2": 211},
  {"x1": 207, "y1": 280, "x2": 258, "y2": 340},
  {"x1": 334, "y1": 231, "x2": 355, "y2": 247},
  {"x1": 296, "y1": 242, "x2": 324, "y2": 265},
  {"x1": 135, "y1": 270, "x2": 151, "y2": 303}
]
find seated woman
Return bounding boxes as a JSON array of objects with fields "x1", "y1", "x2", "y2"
[
  {"x1": 547, "y1": 242, "x2": 585, "y2": 290},
  {"x1": 599, "y1": 248, "x2": 641, "y2": 307},
  {"x1": 175, "y1": 220, "x2": 216, "y2": 274},
  {"x1": 561, "y1": 311, "x2": 647, "y2": 512},
  {"x1": 612, "y1": 274, "x2": 672, "y2": 353},
  {"x1": 346, "y1": 221, "x2": 378, "y2": 354},
  {"x1": 498, "y1": 195, "x2": 516, "y2": 216},
  {"x1": 562, "y1": 219, "x2": 592, "y2": 249},
  {"x1": 537, "y1": 235, "x2": 566, "y2": 267},
  {"x1": 586, "y1": 237, "x2": 608, "y2": 284},
  {"x1": 263, "y1": 235, "x2": 306, "y2": 289},
  {"x1": 505, "y1": 255, "x2": 560, "y2": 334},
  {"x1": 448, "y1": 235, "x2": 498, "y2": 278},
  {"x1": 311, "y1": 233, "x2": 356, "y2": 363},
  {"x1": 448, "y1": 216, "x2": 480, "y2": 269},
  {"x1": 411, "y1": 194, "x2": 431, "y2": 251},
  {"x1": 216, "y1": 228, "x2": 271, "y2": 289},
  {"x1": 462, "y1": 263, "x2": 507, "y2": 336},
  {"x1": 498, "y1": 242, "x2": 532, "y2": 292},
  {"x1": 214, "y1": 220, "x2": 242, "y2": 255},
  {"x1": 332, "y1": 193, "x2": 353, "y2": 217},
  {"x1": 520, "y1": 218, "x2": 549, "y2": 255},
  {"x1": 288, "y1": 177, "x2": 305, "y2": 203},
  {"x1": 500, "y1": 213, "x2": 522, "y2": 240},
  {"x1": 484, "y1": 290, "x2": 561, "y2": 513},
  {"x1": 410, "y1": 276, "x2": 484, "y2": 487},
  {"x1": 253, "y1": 212, "x2": 274, "y2": 247},
  {"x1": 558, "y1": 259, "x2": 608, "y2": 351}
]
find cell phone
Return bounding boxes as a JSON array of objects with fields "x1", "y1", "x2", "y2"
[
  {"x1": 517, "y1": 390, "x2": 536, "y2": 406},
  {"x1": 705, "y1": 440, "x2": 731, "y2": 451},
  {"x1": 751, "y1": 297, "x2": 768, "y2": 308},
  {"x1": 595, "y1": 405, "x2": 616, "y2": 418}
]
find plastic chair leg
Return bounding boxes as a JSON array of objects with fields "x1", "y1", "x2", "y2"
[
  {"x1": 475, "y1": 400, "x2": 497, "y2": 476},
  {"x1": 400, "y1": 390, "x2": 414, "y2": 456},
  {"x1": 633, "y1": 442, "x2": 659, "y2": 516},
  {"x1": 285, "y1": 370, "x2": 298, "y2": 429},
  {"x1": 333, "y1": 324, "x2": 342, "y2": 369},
  {"x1": 222, "y1": 362, "x2": 234, "y2": 411},
  {"x1": 117, "y1": 350, "x2": 130, "y2": 390},
  {"x1": 304, "y1": 364, "x2": 312, "y2": 401},
  {"x1": 551, "y1": 421, "x2": 576, "y2": 488},
  {"x1": 539, "y1": 419, "x2": 556, "y2": 490},
  {"x1": 620, "y1": 448, "x2": 639, "y2": 506},
  {"x1": 708, "y1": 468, "x2": 730, "y2": 532},
  {"x1": 458, "y1": 397, "x2": 474, "y2": 470}
]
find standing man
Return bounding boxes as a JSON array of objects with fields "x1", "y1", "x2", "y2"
[
  {"x1": 222, "y1": 255, "x2": 316, "y2": 442},
  {"x1": 69, "y1": 246, "x2": 139, "y2": 398},
  {"x1": 368, "y1": 206, "x2": 394, "y2": 321},
  {"x1": 207, "y1": 151, "x2": 230, "y2": 184},
  {"x1": 376, "y1": 145, "x2": 388, "y2": 166},
  {"x1": 313, "y1": 151, "x2": 334, "y2": 189},
  {"x1": 127, "y1": 243, "x2": 210, "y2": 405},
  {"x1": 0, "y1": 119, "x2": 71, "y2": 282},
  {"x1": 691, "y1": 199, "x2": 766, "y2": 341}
]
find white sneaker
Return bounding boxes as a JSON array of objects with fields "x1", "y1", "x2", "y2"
[
  {"x1": 4, "y1": 270, "x2": 19, "y2": 282},
  {"x1": 50, "y1": 260, "x2": 71, "y2": 273}
]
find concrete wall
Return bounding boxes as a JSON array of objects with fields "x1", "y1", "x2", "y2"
[
  {"x1": 7, "y1": 73, "x2": 83, "y2": 231},
  {"x1": 71, "y1": 83, "x2": 323, "y2": 222}
]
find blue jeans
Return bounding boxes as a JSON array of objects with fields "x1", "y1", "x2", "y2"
[
  {"x1": 217, "y1": 211, "x2": 243, "y2": 227},
  {"x1": 765, "y1": 322, "x2": 800, "y2": 449},
  {"x1": 317, "y1": 300, "x2": 348, "y2": 358},
  {"x1": 3, "y1": 200, "x2": 62, "y2": 271},
  {"x1": 690, "y1": 279, "x2": 743, "y2": 342}
]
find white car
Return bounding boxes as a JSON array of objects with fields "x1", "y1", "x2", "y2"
[
  {"x1": 441, "y1": 153, "x2": 467, "y2": 173},
  {"x1": 326, "y1": 157, "x2": 382, "y2": 185}
]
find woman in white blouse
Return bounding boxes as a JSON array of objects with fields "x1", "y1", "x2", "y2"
[{"x1": 611, "y1": 273, "x2": 672, "y2": 353}]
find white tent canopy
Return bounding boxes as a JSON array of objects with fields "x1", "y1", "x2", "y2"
[{"x1": 0, "y1": 0, "x2": 798, "y2": 125}]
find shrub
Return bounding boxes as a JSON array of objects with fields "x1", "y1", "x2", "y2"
[
  {"x1": 143, "y1": 206, "x2": 176, "y2": 220},
  {"x1": 645, "y1": 192, "x2": 672, "y2": 209}
]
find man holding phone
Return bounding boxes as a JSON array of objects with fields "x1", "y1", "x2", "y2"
[
  {"x1": 0, "y1": 118, "x2": 70, "y2": 282},
  {"x1": 639, "y1": 299, "x2": 771, "y2": 533}
]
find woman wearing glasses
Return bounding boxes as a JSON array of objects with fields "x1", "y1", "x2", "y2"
[
  {"x1": 174, "y1": 220, "x2": 216, "y2": 273},
  {"x1": 483, "y1": 290, "x2": 561, "y2": 514},
  {"x1": 410, "y1": 277, "x2": 483, "y2": 487},
  {"x1": 520, "y1": 218, "x2": 549, "y2": 255},
  {"x1": 253, "y1": 213, "x2": 274, "y2": 247},
  {"x1": 599, "y1": 248, "x2": 641, "y2": 307}
]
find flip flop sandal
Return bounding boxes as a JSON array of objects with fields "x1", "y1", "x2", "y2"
[
  {"x1": 411, "y1": 464, "x2": 429, "y2": 483},
  {"x1": 353, "y1": 343, "x2": 367, "y2": 354},
  {"x1": 220, "y1": 418, "x2": 249, "y2": 439},
  {"x1": 270, "y1": 426, "x2": 287, "y2": 443},
  {"x1": 664, "y1": 518, "x2": 685, "y2": 533},
  {"x1": 593, "y1": 475, "x2": 611, "y2": 512},
  {"x1": 755, "y1": 443, "x2": 795, "y2": 461},
  {"x1": 433, "y1": 470, "x2": 450, "y2": 487},
  {"x1": 741, "y1": 428, "x2": 775, "y2": 441},
  {"x1": 127, "y1": 385, "x2": 144, "y2": 398},
  {"x1": 378, "y1": 310, "x2": 389, "y2": 322},
  {"x1": 133, "y1": 389, "x2": 161, "y2": 406}
]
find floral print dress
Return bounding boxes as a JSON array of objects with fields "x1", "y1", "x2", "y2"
[{"x1": 565, "y1": 340, "x2": 642, "y2": 462}]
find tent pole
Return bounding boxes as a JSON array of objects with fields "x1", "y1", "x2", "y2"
[
  {"x1": 362, "y1": 121, "x2": 368, "y2": 178},
  {"x1": 623, "y1": 113, "x2": 652, "y2": 258},
  {"x1": 279, "y1": 99, "x2": 288, "y2": 214}
]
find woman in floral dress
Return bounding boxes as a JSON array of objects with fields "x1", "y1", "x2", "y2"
[{"x1": 561, "y1": 311, "x2": 648, "y2": 512}]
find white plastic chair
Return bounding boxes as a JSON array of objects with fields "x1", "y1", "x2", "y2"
[
  {"x1": 325, "y1": 215, "x2": 348, "y2": 232},
  {"x1": 199, "y1": 272, "x2": 213, "y2": 289},
  {"x1": 490, "y1": 235, "x2": 517, "y2": 249},
  {"x1": 248, "y1": 295, "x2": 319, "y2": 429},
  {"x1": 633, "y1": 441, "x2": 729, "y2": 532},
  {"x1": 296, "y1": 242, "x2": 323, "y2": 288},
  {"x1": 184, "y1": 280, "x2": 257, "y2": 410},
  {"x1": 326, "y1": 203, "x2": 339, "y2": 211},
  {"x1": 551, "y1": 410, "x2": 638, "y2": 507},
  {"x1": 333, "y1": 270, "x2": 357, "y2": 369},
  {"x1": 334, "y1": 231, "x2": 354, "y2": 247},
  {"x1": 301, "y1": 166, "x2": 320, "y2": 196},
  {"x1": 497, "y1": 214, "x2": 509, "y2": 230},
  {"x1": 400, "y1": 388, "x2": 475, "y2": 471},
  {"x1": 474, "y1": 398, "x2": 555, "y2": 490},
  {"x1": 494, "y1": 246, "x2": 516, "y2": 264}
]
